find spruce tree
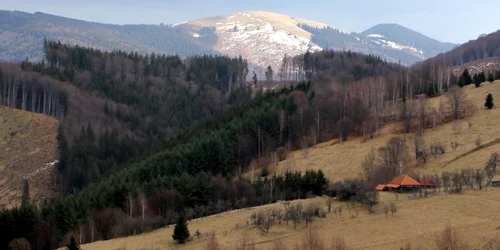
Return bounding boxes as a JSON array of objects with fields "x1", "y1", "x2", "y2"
[
  {"x1": 485, "y1": 93, "x2": 494, "y2": 109},
  {"x1": 172, "y1": 214, "x2": 190, "y2": 244},
  {"x1": 66, "y1": 236, "x2": 80, "y2": 250},
  {"x1": 479, "y1": 71, "x2": 486, "y2": 83},
  {"x1": 473, "y1": 74, "x2": 482, "y2": 87},
  {"x1": 462, "y1": 69, "x2": 473, "y2": 85},
  {"x1": 457, "y1": 75, "x2": 466, "y2": 87},
  {"x1": 487, "y1": 72, "x2": 495, "y2": 82}
]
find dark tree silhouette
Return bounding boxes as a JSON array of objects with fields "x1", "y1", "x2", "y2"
[
  {"x1": 172, "y1": 214, "x2": 190, "y2": 244},
  {"x1": 485, "y1": 93, "x2": 494, "y2": 109}
]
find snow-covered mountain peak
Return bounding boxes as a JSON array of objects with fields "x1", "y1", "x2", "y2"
[{"x1": 188, "y1": 11, "x2": 326, "y2": 74}]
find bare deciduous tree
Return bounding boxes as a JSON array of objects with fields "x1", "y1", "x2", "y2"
[
  {"x1": 413, "y1": 134, "x2": 427, "y2": 163},
  {"x1": 446, "y1": 86, "x2": 468, "y2": 120},
  {"x1": 361, "y1": 148, "x2": 376, "y2": 181},
  {"x1": 390, "y1": 202, "x2": 397, "y2": 216},
  {"x1": 383, "y1": 204, "x2": 389, "y2": 218},
  {"x1": 326, "y1": 198, "x2": 333, "y2": 213},
  {"x1": 378, "y1": 137, "x2": 409, "y2": 177},
  {"x1": 417, "y1": 98, "x2": 428, "y2": 134},
  {"x1": 204, "y1": 232, "x2": 220, "y2": 250},
  {"x1": 331, "y1": 237, "x2": 351, "y2": 250},
  {"x1": 475, "y1": 169, "x2": 485, "y2": 190},
  {"x1": 485, "y1": 152, "x2": 499, "y2": 186},
  {"x1": 452, "y1": 121, "x2": 462, "y2": 135},
  {"x1": 435, "y1": 225, "x2": 469, "y2": 250},
  {"x1": 400, "y1": 100, "x2": 415, "y2": 135}
]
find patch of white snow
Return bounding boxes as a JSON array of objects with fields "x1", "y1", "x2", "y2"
[{"x1": 367, "y1": 33, "x2": 384, "y2": 38}]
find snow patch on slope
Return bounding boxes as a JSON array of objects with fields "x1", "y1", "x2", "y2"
[
  {"x1": 379, "y1": 39, "x2": 423, "y2": 55},
  {"x1": 217, "y1": 21, "x2": 322, "y2": 70},
  {"x1": 367, "y1": 33, "x2": 384, "y2": 38}
]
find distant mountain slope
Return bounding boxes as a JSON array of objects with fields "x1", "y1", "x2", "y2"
[
  {"x1": 0, "y1": 10, "x2": 217, "y2": 61},
  {"x1": 361, "y1": 24, "x2": 456, "y2": 56},
  {"x1": 425, "y1": 30, "x2": 500, "y2": 67},
  {"x1": 301, "y1": 23, "x2": 456, "y2": 65},
  {"x1": 0, "y1": 10, "x2": 457, "y2": 73}
]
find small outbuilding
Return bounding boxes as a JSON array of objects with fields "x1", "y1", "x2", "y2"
[{"x1": 376, "y1": 174, "x2": 422, "y2": 192}]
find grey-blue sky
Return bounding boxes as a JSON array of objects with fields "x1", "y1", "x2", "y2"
[{"x1": 1, "y1": 0, "x2": 498, "y2": 43}]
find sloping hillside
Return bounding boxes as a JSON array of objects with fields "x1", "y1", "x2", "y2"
[
  {"x1": 0, "y1": 106, "x2": 58, "y2": 209},
  {"x1": 0, "y1": 10, "x2": 216, "y2": 62},
  {"x1": 77, "y1": 81, "x2": 500, "y2": 250},
  {"x1": 80, "y1": 189, "x2": 500, "y2": 250},
  {"x1": 424, "y1": 29, "x2": 500, "y2": 67},
  {"x1": 272, "y1": 81, "x2": 500, "y2": 182}
]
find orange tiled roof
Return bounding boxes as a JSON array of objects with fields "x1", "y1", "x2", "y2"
[
  {"x1": 388, "y1": 174, "x2": 421, "y2": 186},
  {"x1": 386, "y1": 184, "x2": 400, "y2": 188},
  {"x1": 375, "y1": 184, "x2": 386, "y2": 191}
]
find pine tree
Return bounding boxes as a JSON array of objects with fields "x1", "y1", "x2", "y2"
[
  {"x1": 457, "y1": 75, "x2": 466, "y2": 87},
  {"x1": 66, "y1": 236, "x2": 80, "y2": 250},
  {"x1": 172, "y1": 214, "x2": 190, "y2": 244},
  {"x1": 485, "y1": 93, "x2": 494, "y2": 109},
  {"x1": 487, "y1": 72, "x2": 495, "y2": 82},
  {"x1": 462, "y1": 69, "x2": 473, "y2": 85},
  {"x1": 473, "y1": 74, "x2": 482, "y2": 87},
  {"x1": 479, "y1": 71, "x2": 486, "y2": 83}
]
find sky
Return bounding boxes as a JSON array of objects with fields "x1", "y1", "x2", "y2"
[{"x1": 1, "y1": 0, "x2": 499, "y2": 44}]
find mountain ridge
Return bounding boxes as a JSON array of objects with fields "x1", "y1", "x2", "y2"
[{"x1": 0, "y1": 10, "x2": 457, "y2": 74}]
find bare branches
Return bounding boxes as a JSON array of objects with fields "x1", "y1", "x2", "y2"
[
  {"x1": 446, "y1": 86, "x2": 468, "y2": 120},
  {"x1": 390, "y1": 202, "x2": 397, "y2": 216},
  {"x1": 435, "y1": 225, "x2": 469, "y2": 250},
  {"x1": 378, "y1": 137, "x2": 409, "y2": 176},
  {"x1": 361, "y1": 148, "x2": 376, "y2": 181},
  {"x1": 430, "y1": 141, "x2": 446, "y2": 159}
]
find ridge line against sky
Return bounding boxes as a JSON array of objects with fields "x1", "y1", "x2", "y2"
[{"x1": 1, "y1": 0, "x2": 499, "y2": 44}]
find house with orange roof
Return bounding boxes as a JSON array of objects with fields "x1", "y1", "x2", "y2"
[{"x1": 375, "y1": 174, "x2": 422, "y2": 192}]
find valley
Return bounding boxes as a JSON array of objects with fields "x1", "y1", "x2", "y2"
[{"x1": 1, "y1": 4, "x2": 500, "y2": 250}]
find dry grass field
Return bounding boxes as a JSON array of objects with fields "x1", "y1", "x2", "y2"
[
  {"x1": 80, "y1": 82, "x2": 500, "y2": 249},
  {"x1": 273, "y1": 81, "x2": 500, "y2": 183},
  {"x1": 81, "y1": 189, "x2": 500, "y2": 250},
  {"x1": 0, "y1": 106, "x2": 59, "y2": 209}
]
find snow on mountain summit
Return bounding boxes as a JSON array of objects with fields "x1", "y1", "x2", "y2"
[{"x1": 189, "y1": 11, "x2": 326, "y2": 74}]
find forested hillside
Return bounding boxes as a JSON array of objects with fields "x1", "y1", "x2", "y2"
[
  {"x1": 0, "y1": 10, "x2": 216, "y2": 62},
  {"x1": 0, "y1": 40, "x2": 251, "y2": 195},
  {"x1": 427, "y1": 30, "x2": 500, "y2": 66}
]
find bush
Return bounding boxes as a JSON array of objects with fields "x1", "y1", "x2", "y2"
[
  {"x1": 430, "y1": 142, "x2": 446, "y2": 158},
  {"x1": 277, "y1": 147, "x2": 288, "y2": 161},
  {"x1": 8, "y1": 238, "x2": 31, "y2": 250}
]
